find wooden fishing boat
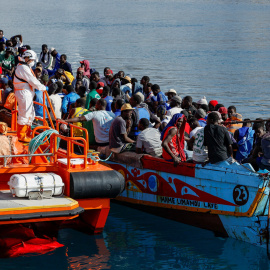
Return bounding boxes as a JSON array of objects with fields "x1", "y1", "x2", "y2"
[
  {"x1": 104, "y1": 152, "x2": 270, "y2": 248},
  {"x1": 0, "y1": 91, "x2": 124, "y2": 257}
]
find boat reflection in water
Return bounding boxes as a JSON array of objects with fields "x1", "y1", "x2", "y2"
[{"x1": 103, "y1": 203, "x2": 270, "y2": 270}]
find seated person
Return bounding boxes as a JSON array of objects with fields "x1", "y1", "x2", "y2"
[
  {"x1": 225, "y1": 105, "x2": 242, "y2": 134},
  {"x1": 166, "y1": 96, "x2": 182, "y2": 117},
  {"x1": 61, "y1": 85, "x2": 80, "y2": 119},
  {"x1": 114, "y1": 99, "x2": 125, "y2": 117},
  {"x1": 157, "y1": 105, "x2": 170, "y2": 132},
  {"x1": 194, "y1": 108, "x2": 207, "y2": 127},
  {"x1": 66, "y1": 98, "x2": 115, "y2": 146},
  {"x1": 136, "y1": 118, "x2": 162, "y2": 157},
  {"x1": 109, "y1": 103, "x2": 135, "y2": 153},
  {"x1": 67, "y1": 98, "x2": 88, "y2": 137},
  {"x1": 86, "y1": 81, "x2": 100, "y2": 110},
  {"x1": 243, "y1": 122, "x2": 265, "y2": 170},
  {"x1": 188, "y1": 120, "x2": 208, "y2": 164},
  {"x1": 259, "y1": 127, "x2": 270, "y2": 170},
  {"x1": 203, "y1": 112, "x2": 233, "y2": 164},
  {"x1": 48, "y1": 83, "x2": 62, "y2": 119},
  {"x1": 161, "y1": 113, "x2": 187, "y2": 166},
  {"x1": 48, "y1": 68, "x2": 72, "y2": 86}
]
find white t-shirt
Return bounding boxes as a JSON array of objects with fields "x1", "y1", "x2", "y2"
[
  {"x1": 192, "y1": 128, "x2": 208, "y2": 163},
  {"x1": 136, "y1": 128, "x2": 162, "y2": 157},
  {"x1": 166, "y1": 107, "x2": 183, "y2": 118},
  {"x1": 190, "y1": 127, "x2": 203, "y2": 139},
  {"x1": 49, "y1": 94, "x2": 62, "y2": 119},
  {"x1": 84, "y1": 110, "x2": 115, "y2": 143}
]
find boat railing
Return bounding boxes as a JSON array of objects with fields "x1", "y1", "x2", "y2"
[
  {"x1": 11, "y1": 91, "x2": 57, "y2": 132},
  {"x1": 0, "y1": 153, "x2": 53, "y2": 168},
  {"x1": 31, "y1": 125, "x2": 89, "y2": 170}
]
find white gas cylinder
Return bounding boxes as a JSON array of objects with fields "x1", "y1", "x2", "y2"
[{"x1": 8, "y1": 173, "x2": 64, "y2": 198}]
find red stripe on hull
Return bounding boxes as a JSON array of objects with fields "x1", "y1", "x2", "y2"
[{"x1": 141, "y1": 155, "x2": 196, "y2": 177}]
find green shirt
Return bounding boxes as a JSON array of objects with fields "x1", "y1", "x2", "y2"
[
  {"x1": 82, "y1": 111, "x2": 96, "y2": 145},
  {"x1": 85, "y1": 89, "x2": 101, "y2": 110},
  {"x1": 0, "y1": 54, "x2": 15, "y2": 70}
]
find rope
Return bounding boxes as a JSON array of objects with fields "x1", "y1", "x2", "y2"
[
  {"x1": 28, "y1": 129, "x2": 59, "y2": 163},
  {"x1": 87, "y1": 151, "x2": 113, "y2": 162}
]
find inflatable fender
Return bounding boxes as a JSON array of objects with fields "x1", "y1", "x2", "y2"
[{"x1": 70, "y1": 170, "x2": 125, "y2": 199}]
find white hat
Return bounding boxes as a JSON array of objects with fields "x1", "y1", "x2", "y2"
[
  {"x1": 50, "y1": 47, "x2": 55, "y2": 53},
  {"x1": 165, "y1": 89, "x2": 177, "y2": 96},
  {"x1": 197, "y1": 96, "x2": 208, "y2": 105}
]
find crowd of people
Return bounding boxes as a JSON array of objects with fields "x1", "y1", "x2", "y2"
[{"x1": 0, "y1": 30, "x2": 270, "y2": 171}]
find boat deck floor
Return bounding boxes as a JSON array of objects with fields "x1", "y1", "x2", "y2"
[
  {"x1": 0, "y1": 190, "x2": 83, "y2": 222},
  {"x1": 0, "y1": 190, "x2": 76, "y2": 209}
]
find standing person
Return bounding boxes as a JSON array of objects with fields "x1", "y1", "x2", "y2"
[
  {"x1": 161, "y1": 114, "x2": 187, "y2": 166},
  {"x1": 49, "y1": 48, "x2": 61, "y2": 76},
  {"x1": 234, "y1": 119, "x2": 255, "y2": 163},
  {"x1": 13, "y1": 50, "x2": 48, "y2": 142},
  {"x1": 39, "y1": 44, "x2": 53, "y2": 70},
  {"x1": 203, "y1": 112, "x2": 233, "y2": 164}
]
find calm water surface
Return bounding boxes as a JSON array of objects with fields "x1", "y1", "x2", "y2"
[
  {"x1": 1, "y1": 0, "x2": 270, "y2": 268},
  {"x1": 0, "y1": 203, "x2": 270, "y2": 270}
]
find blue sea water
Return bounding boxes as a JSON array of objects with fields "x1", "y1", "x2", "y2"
[{"x1": 1, "y1": 0, "x2": 270, "y2": 268}]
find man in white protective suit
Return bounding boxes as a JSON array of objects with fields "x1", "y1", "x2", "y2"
[{"x1": 13, "y1": 50, "x2": 48, "y2": 142}]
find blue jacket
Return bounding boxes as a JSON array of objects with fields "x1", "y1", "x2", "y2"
[
  {"x1": 34, "y1": 90, "x2": 48, "y2": 118},
  {"x1": 235, "y1": 127, "x2": 255, "y2": 162},
  {"x1": 62, "y1": 92, "x2": 80, "y2": 114},
  {"x1": 48, "y1": 53, "x2": 61, "y2": 76}
]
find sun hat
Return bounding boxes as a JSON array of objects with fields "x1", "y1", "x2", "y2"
[
  {"x1": 165, "y1": 89, "x2": 177, "y2": 96},
  {"x1": 121, "y1": 103, "x2": 134, "y2": 111}
]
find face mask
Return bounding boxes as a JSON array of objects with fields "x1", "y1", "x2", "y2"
[{"x1": 27, "y1": 60, "x2": 35, "y2": 68}]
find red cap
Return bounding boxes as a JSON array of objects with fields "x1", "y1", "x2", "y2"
[
  {"x1": 77, "y1": 67, "x2": 84, "y2": 72},
  {"x1": 80, "y1": 61, "x2": 84, "y2": 64},
  {"x1": 209, "y1": 100, "x2": 218, "y2": 107},
  {"x1": 218, "y1": 107, "x2": 228, "y2": 114},
  {"x1": 105, "y1": 69, "x2": 113, "y2": 75},
  {"x1": 97, "y1": 82, "x2": 105, "y2": 88}
]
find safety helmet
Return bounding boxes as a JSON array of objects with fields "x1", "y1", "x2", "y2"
[{"x1": 22, "y1": 50, "x2": 37, "y2": 60}]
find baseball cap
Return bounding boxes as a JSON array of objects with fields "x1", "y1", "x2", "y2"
[
  {"x1": 121, "y1": 103, "x2": 134, "y2": 111},
  {"x1": 209, "y1": 100, "x2": 218, "y2": 107},
  {"x1": 218, "y1": 107, "x2": 228, "y2": 114},
  {"x1": 165, "y1": 89, "x2": 177, "y2": 96}
]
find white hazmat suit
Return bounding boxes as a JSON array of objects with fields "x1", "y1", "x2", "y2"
[{"x1": 13, "y1": 53, "x2": 47, "y2": 142}]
